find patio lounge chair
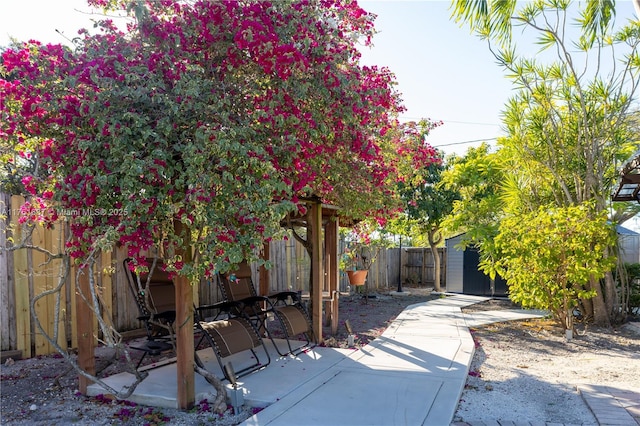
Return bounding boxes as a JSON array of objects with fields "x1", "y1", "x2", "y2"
[
  {"x1": 218, "y1": 261, "x2": 316, "y2": 357},
  {"x1": 194, "y1": 301, "x2": 271, "y2": 382},
  {"x1": 123, "y1": 258, "x2": 176, "y2": 367}
]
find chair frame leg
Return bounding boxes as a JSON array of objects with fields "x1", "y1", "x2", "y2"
[
  {"x1": 265, "y1": 311, "x2": 316, "y2": 357},
  {"x1": 194, "y1": 323, "x2": 271, "y2": 382}
]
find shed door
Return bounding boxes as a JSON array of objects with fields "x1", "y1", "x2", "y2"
[{"x1": 462, "y1": 248, "x2": 508, "y2": 296}]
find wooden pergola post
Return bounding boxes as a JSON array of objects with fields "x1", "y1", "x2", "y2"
[
  {"x1": 325, "y1": 216, "x2": 339, "y2": 335},
  {"x1": 260, "y1": 242, "x2": 270, "y2": 296},
  {"x1": 311, "y1": 201, "x2": 323, "y2": 343},
  {"x1": 76, "y1": 266, "x2": 95, "y2": 394},
  {"x1": 175, "y1": 220, "x2": 195, "y2": 410},
  {"x1": 175, "y1": 273, "x2": 194, "y2": 409}
]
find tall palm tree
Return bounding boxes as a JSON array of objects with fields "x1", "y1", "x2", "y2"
[{"x1": 450, "y1": 0, "x2": 617, "y2": 48}]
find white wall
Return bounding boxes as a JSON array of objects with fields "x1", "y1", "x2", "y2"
[
  {"x1": 619, "y1": 234, "x2": 640, "y2": 264},
  {"x1": 445, "y1": 235, "x2": 464, "y2": 293}
]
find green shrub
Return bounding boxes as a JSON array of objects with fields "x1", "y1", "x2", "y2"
[{"x1": 621, "y1": 263, "x2": 640, "y2": 315}]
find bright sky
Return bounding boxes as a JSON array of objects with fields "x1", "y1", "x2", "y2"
[
  {"x1": 359, "y1": 0, "x2": 511, "y2": 155},
  {"x1": 1, "y1": 0, "x2": 638, "y2": 156},
  {"x1": 359, "y1": 0, "x2": 639, "y2": 156}
]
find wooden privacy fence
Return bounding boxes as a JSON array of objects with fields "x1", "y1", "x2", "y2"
[
  {"x1": 1, "y1": 194, "x2": 446, "y2": 357},
  {"x1": 1, "y1": 194, "x2": 120, "y2": 358}
]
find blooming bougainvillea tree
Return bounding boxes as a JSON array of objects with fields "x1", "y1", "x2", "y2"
[
  {"x1": 1, "y1": 0, "x2": 442, "y2": 406},
  {"x1": 1, "y1": 0, "x2": 438, "y2": 278}
]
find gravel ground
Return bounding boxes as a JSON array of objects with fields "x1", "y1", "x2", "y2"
[{"x1": 454, "y1": 300, "x2": 640, "y2": 425}]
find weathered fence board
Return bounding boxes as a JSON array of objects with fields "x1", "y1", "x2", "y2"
[
  {"x1": 0, "y1": 193, "x2": 15, "y2": 352},
  {"x1": 404, "y1": 247, "x2": 446, "y2": 286},
  {"x1": 30, "y1": 223, "x2": 64, "y2": 355},
  {"x1": 11, "y1": 197, "x2": 32, "y2": 358}
]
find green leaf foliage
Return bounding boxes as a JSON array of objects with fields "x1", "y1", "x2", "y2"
[
  {"x1": 1, "y1": 1, "x2": 440, "y2": 280},
  {"x1": 441, "y1": 143, "x2": 505, "y2": 250},
  {"x1": 489, "y1": 203, "x2": 616, "y2": 329}
]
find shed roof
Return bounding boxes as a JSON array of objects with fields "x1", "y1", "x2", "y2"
[
  {"x1": 612, "y1": 151, "x2": 640, "y2": 202},
  {"x1": 617, "y1": 224, "x2": 640, "y2": 236}
]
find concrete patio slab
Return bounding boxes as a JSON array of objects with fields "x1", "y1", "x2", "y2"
[
  {"x1": 463, "y1": 309, "x2": 549, "y2": 328},
  {"x1": 86, "y1": 341, "x2": 353, "y2": 409},
  {"x1": 346, "y1": 335, "x2": 472, "y2": 380},
  {"x1": 241, "y1": 369, "x2": 445, "y2": 426},
  {"x1": 384, "y1": 306, "x2": 468, "y2": 337}
]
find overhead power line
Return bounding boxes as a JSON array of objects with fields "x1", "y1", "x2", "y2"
[
  {"x1": 399, "y1": 116, "x2": 501, "y2": 127},
  {"x1": 443, "y1": 120, "x2": 501, "y2": 126},
  {"x1": 432, "y1": 137, "x2": 498, "y2": 147}
]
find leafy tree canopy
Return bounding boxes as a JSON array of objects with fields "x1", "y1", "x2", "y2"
[
  {"x1": 441, "y1": 143, "x2": 505, "y2": 250},
  {"x1": 448, "y1": 1, "x2": 640, "y2": 326}
]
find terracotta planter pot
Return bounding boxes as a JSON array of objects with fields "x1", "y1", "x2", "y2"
[{"x1": 347, "y1": 270, "x2": 368, "y2": 286}]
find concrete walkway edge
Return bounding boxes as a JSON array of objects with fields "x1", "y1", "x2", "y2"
[{"x1": 243, "y1": 294, "x2": 492, "y2": 425}]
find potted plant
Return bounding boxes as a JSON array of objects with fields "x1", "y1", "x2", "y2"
[
  {"x1": 340, "y1": 246, "x2": 369, "y2": 286},
  {"x1": 340, "y1": 223, "x2": 390, "y2": 288},
  {"x1": 340, "y1": 227, "x2": 379, "y2": 286}
]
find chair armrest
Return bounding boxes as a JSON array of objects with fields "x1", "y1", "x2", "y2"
[
  {"x1": 195, "y1": 301, "x2": 239, "y2": 319},
  {"x1": 197, "y1": 301, "x2": 229, "y2": 311},
  {"x1": 268, "y1": 291, "x2": 301, "y2": 303},
  {"x1": 238, "y1": 295, "x2": 269, "y2": 305},
  {"x1": 152, "y1": 310, "x2": 176, "y2": 321}
]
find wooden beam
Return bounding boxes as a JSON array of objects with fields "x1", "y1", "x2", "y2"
[
  {"x1": 175, "y1": 273, "x2": 194, "y2": 409},
  {"x1": 76, "y1": 266, "x2": 95, "y2": 394},
  {"x1": 174, "y1": 220, "x2": 194, "y2": 410},
  {"x1": 260, "y1": 242, "x2": 270, "y2": 296},
  {"x1": 622, "y1": 174, "x2": 640, "y2": 184},
  {"x1": 326, "y1": 217, "x2": 339, "y2": 335},
  {"x1": 311, "y1": 201, "x2": 323, "y2": 343}
]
